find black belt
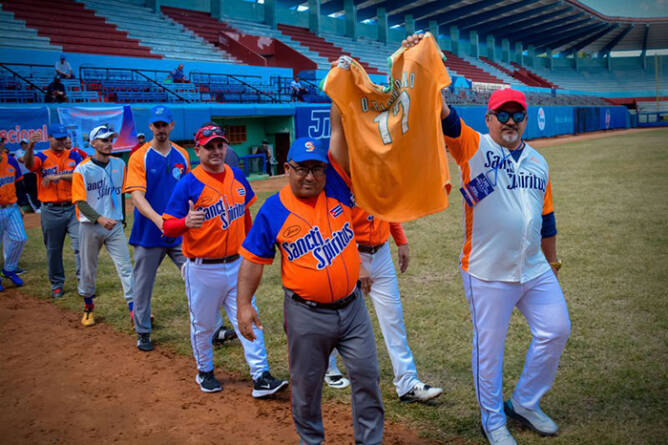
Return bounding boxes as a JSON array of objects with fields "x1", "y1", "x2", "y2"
[
  {"x1": 290, "y1": 288, "x2": 358, "y2": 310},
  {"x1": 45, "y1": 201, "x2": 73, "y2": 207},
  {"x1": 188, "y1": 254, "x2": 239, "y2": 264},
  {"x1": 358, "y1": 244, "x2": 384, "y2": 254},
  {"x1": 0, "y1": 204, "x2": 13, "y2": 209}
]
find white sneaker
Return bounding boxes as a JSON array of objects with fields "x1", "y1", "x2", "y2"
[
  {"x1": 504, "y1": 398, "x2": 559, "y2": 436},
  {"x1": 483, "y1": 425, "x2": 517, "y2": 445},
  {"x1": 324, "y1": 371, "x2": 350, "y2": 389},
  {"x1": 399, "y1": 381, "x2": 443, "y2": 403}
]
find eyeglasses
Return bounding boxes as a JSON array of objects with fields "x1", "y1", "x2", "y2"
[
  {"x1": 289, "y1": 162, "x2": 326, "y2": 178},
  {"x1": 491, "y1": 110, "x2": 526, "y2": 124}
]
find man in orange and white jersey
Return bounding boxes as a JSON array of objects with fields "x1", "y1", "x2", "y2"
[
  {"x1": 162, "y1": 124, "x2": 287, "y2": 397},
  {"x1": 400, "y1": 32, "x2": 571, "y2": 445}
]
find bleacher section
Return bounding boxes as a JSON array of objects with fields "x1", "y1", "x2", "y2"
[
  {"x1": 442, "y1": 51, "x2": 504, "y2": 85},
  {"x1": 510, "y1": 62, "x2": 558, "y2": 89},
  {"x1": 277, "y1": 24, "x2": 382, "y2": 75},
  {"x1": 1, "y1": 0, "x2": 159, "y2": 59},
  {"x1": 0, "y1": 7, "x2": 60, "y2": 51},
  {"x1": 463, "y1": 55, "x2": 520, "y2": 86},
  {"x1": 320, "y1": 33, "x2": 394, "y2": 75},
  {"x1": 78, "y1": 0, "x2": 235, "y2": 63}
]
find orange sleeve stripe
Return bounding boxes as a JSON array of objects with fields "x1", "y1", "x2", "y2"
[
  {"x1": 460, "y1": 161, "x2": 474, "y2": 272},
  {"x1": 125, "y1": 148, "x2": 147, "y2": 192},
  {"x1": 239, "y1": 246, "x2": 274, "y2": 265},
  {"x1": 246, "y1": 195, "x2": 257, "y2": 209},
  {"x1": 542, "y1": 177, "x2": 554, "y2": 215},
  {"x1": 71, "y1": 171, "x2": 86, "y2": 203},
  {"x1": 444, "y1": 119, "x2": 480, "y2": 166}
]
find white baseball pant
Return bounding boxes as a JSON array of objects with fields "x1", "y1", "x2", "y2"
[
  {"x1": 328, "y1": 241, "x2": 419, "y2": 397},
  {"x1": 461, "y1": 268, "x2": 570, "y2": 434},
  {"x1": 0, "y1": 204, "x2": 26, "y2": 272},
  {"x1": 183, "y1": 257, "x2": 269, "y2": 379}
]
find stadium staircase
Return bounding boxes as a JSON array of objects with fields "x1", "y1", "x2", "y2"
[
  {"x1": 0, "y1": 0, "x2": 159, "y2": 58},
  {"x1": 319, "y1": 33, "x2": 393, "y2": 75},
  {"x1": 77, "y1": 0, "x2": 234, "y2": 63},
  {"x1": 510, "y1": 62, "x2": 557, "y2": 88},
  {"x1": 0, "y1": 6, "x2": 60, "y2": 51},
  {"x1": 442, "y1": 51, "x2": 504, "y2": 84},
  {"x1": 277, "y1": 24, "x2": 382, "y2": 75},
  {"x1": 468, "y1": 56, "x2": 523, "y2": 86}
]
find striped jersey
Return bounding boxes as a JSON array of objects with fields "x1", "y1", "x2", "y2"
[
  {"x1": 163, "y1": 164, "x2": 255, "y2": 259},
  {"x1": 322, "y1": 32, "x2": 451, "y2": 222},
  {"x1": 72, "y1": 157, "x2": 126, "y2": 223},
  {"x1": 444, "y1": 115, "x2": 554, "y2": 283},
  {"x1": 125, "y1": 142, "x2": 190, "y2": 247},
  {"x1": 240, "y1": 155, "x2": 360, "y2": 303},
  {"x1": 30, "y1": 149, "x2": 82, "y2": 203},
  {"x1": 0, "y1": 153, "x2": 22, "y2": 205}
]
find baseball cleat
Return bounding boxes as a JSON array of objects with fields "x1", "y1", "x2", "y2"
[
  {"x1": 504, "y1": 399, "x2": 559, "y2": 436},
  {"x1": 399, "y1": 382, "x2": 443, "y2": 403},
  {"x1": 0, "y1": 281, "x2": 4, "y2": 292},
  {"x1": 14, "y1": 267, "x2": 26, "y2": 275},
  {"x1": 81, "y1": 310, "x2": 95, "y2": 327},
  {"x1": 137, "y1": 333, "x2": 153, "y2": 352},
  {"x1": 324, "y1": 371, "x2": 350, "y2": 389},
  {"x1": 51, "y1": 287, "x2": 65, "y2": 299},
  {"x1": 252, "y1": 371, "x2": 288, "y2": 398},
  {"x1": 481, "y1": 425, "x2": 517, "y2": 445},
  {"x1": 196, "y1": 370, "x2": 222, "y2": 393},
  {"x1": 2, "y1": 269, "x2": 23, "y2": 286},
  {"x1": 212, "y1": 325, "x2": 237, "y2": 345}
]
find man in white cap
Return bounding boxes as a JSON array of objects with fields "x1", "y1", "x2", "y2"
[{"x1": 71, "y1": 124, "x2": 134, "y2": 326}]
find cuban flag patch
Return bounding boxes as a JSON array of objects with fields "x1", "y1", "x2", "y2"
[
  {"x1": 237, "y1": 188, "x2": 246, "y2": 196},
  {"x1": 329, "y1": 204, "x2": 343, "y2": 218}
]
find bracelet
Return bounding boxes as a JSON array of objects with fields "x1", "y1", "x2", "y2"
[{"x1": 549, "y1": 260, "x2": 562, "y2": 271}]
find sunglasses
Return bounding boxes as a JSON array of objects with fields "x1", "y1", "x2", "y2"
[
  {"x1": 491, "y1": 110, "x2": 526, "y2": 124},
  {"x1": 289, "y1": 162, "x2": 326, "y2": 178},
  {"x1": 197, "y1": 127, "x2": 225, "y2": 138}
]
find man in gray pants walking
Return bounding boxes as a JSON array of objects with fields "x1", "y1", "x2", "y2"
[{"x1": 24, "y1": 125, "x2": 82, "y2": 298}]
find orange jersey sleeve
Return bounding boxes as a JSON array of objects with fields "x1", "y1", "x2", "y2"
[
  {"x1": 542, "y1": 177, "x2": 554, "y2": 215},
  {"x1": 444, "y1": 118, "x2": 481, "y2": 166}
]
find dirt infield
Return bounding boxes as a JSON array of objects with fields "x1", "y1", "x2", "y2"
[{"x1": 0, "y1": 290, "x2": 433, "y2": 444}]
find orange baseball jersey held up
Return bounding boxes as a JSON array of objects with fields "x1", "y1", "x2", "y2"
[
  {"x1": 163, "y1": 164, "x2": 256, "y2": 259},
  {"x1": 240, "y1": 158, "x2": 360, "y2": 304},
  {"x1": 30, "y1": 149, "x2": 82, "y2": 203},
  {"x1": 0, "y1": 153, "x2": 22, "y2": 205},
  {"x1": 322, "y1": 32, "x2": 452, "y2": 222}
]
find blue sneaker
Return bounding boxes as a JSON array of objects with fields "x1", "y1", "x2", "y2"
[
  {"x1": 0, "y1": 281, "x2": 4, "y2": 292},
  {"x1": 2, "y1": 269, "x2": 23, "y2": 286}
]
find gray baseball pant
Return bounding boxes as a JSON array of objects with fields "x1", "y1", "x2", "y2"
[
  {"x1": 132, "y1": 245, "x2": 185, "y2": 334},
  {"x1": 78, "y1": 222, "x2": 134, "y2": 303},
  {"x1": 284, "y1": 288, "x2": 384, "y2": 445},
  {"x1": 41, "y1": 203, "x2": 80, "y2": 290}
]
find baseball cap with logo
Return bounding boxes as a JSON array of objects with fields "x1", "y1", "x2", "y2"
[
  {"x1": 149, "y1": 105, "x2": 173, "y2": 125},
  {"x1": 89, "y1": 124, "x2": 117, "y2": 141},
  {"x1": 488, "y1": 88, "x2": 527, "y2": 111},
  {"x1": 288, "y1": 137, "x2": 328, "y2": 164},
  {"x1": 194, "y1": 124, "x2": 229, "y2": 146},
  {"x1": 20, "y1": 138, "x2": 29, "y2": 144},
  {"x1": 47, "y1": 123, "x2": 68, "y2": 139}
]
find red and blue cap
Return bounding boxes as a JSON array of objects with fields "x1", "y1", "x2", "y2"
[
  {"x1": 194, "y1": 124, "x2": 229, "y2": 146},
  {"x1": 288, "y1": 137, "x2": 328, "y2": 164}
]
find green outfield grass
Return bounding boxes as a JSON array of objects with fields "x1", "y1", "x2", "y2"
[{"x1": 17, "y1": 129, "x2": 668, "y2": 444}]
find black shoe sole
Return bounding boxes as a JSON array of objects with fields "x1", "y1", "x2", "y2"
[
  {"x1": 252, "y1": 380, "x2": 288, "y2": 398},
  {"x1": 137, "y1": 343, "x2": 153, "y2": 352},
  {"x1": 504, "y1": 401, "x2": 558, "y2": 437},
  {"x1": 195, "y1": 375, "x2": 222, "y2": 393}
]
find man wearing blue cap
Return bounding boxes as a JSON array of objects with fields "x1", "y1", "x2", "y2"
[
  {"x1": 24, "y1": 123, "x2": 83, "y2": 298},
  {"x1": 237, "y1": 137, "x2": 383, "y2": 444},
  {"x1": 126, "y1": 105, "x2": 190, "y2": 351}
]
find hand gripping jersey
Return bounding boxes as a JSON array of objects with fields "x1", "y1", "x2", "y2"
[
  {"x1": 322, "y1": 32, "x2": 451, "y2": 222},
  {"x1": 0, "y1": 153, "x2": 22, "y2": 205},
  {"x1": 163, "y1": 164, "x2": 256, "y2": 259},
  {"x1": 71, "y1": 157, "x2": 127, "y2": 222},
  {"x1": 125, "y1": 142, "x2": 190, "y2": 247},
  {"x1": 30, "y1": 149, "x2": 82, "y2": 203},
  {"x1": 240, "y1": 159, "x2": 360, "y2": 304},
  {"x1": 445, "y1": 118, "x2": 554, "y2": 283}
]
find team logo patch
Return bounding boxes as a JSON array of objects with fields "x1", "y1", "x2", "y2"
[
  {"x1": 171, "y1": 163, "x2": 185, "y2": 180},
  {"x1": 329, "y1": 204, "x2": 343, "y2": 218},
  {"x1": 305, "y1": 141, "x2": 315, "y2": 152},
  {"x1": 237, "y1": 188, "x2": 246, "y2": 196},
  {"x1": 283, "y1": 225, "x2": 301, "y2": 238}
]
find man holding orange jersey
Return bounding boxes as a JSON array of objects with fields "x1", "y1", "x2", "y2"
[{"x1": 163, "y1": 124, "x2": 287, "y2": 396}]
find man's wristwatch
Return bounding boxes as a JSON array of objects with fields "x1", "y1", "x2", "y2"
[{"x1": 549, "y1": 260, "x2": 562, "y2": 271}]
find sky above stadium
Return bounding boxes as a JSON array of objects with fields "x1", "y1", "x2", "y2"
[{"x1": 581, "y1": 0, "x2": 668, "y2": 18}]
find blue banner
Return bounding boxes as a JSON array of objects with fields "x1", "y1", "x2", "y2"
[
  {"x1": 0, "y1": 106, "x2": 50, "y2": 152},
  {"x1": 295, "y1": 104, "x2": 331, "y2": 147},
  {"x1": 58, "y1": 105, "x2": 138, "y2": 153}
]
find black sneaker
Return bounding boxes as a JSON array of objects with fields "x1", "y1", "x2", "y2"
[
  {"x1": 252, "y1": 371, "x2": 288, "y2": 398},
  {"x1": 196, "y1": 370, "x2": 222, "y2": 393},
  {"x1": 51, "y1": 287, "x2": 65, "y2": 299},
  {"x1": 137, "y1": 333, "x2": 153, "y2": 352},
  {"x1": 212, "y1": 325, "x2": 238, "y2": 345}
]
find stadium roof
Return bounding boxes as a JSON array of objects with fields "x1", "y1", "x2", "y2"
[{"x1": 279, "y1": 0, "x2": 668, "y2": 55}]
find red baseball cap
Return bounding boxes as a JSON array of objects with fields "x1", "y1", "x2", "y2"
[
  {"x1": 488, "y1": 88, "x2": 527, "y2": 111},
  {"x1": 194, "y1": 125, "x2": 229, "y2": 146}
]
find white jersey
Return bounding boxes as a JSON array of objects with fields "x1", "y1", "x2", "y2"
[
  {"x1": 444, "y1": 116, "x2": 554, "y2": 283},
  {"x1": 72, "y1": 157, "x2": 126, "y2": 223}
]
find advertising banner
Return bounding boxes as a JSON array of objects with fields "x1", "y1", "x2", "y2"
[
  {"x1": 58, "y1": 105, "x2": 138, "y2": 153},
  {"x1": 295, "y1": 104, "x2": 331, "y2": 147},
  {"x1": 0, "y1": 106, "x2": 50, "y2": 152}
]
